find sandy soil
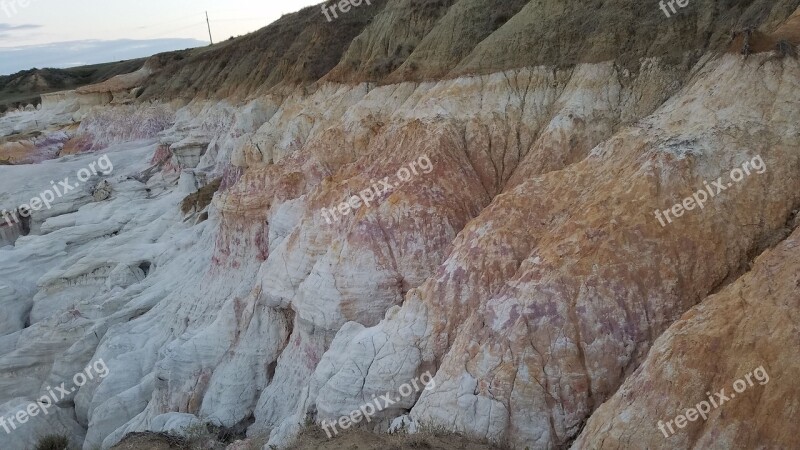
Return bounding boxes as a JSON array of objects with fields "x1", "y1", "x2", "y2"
[{"x1": 110, "y1": 428, "x2": 507, "y2": 450}]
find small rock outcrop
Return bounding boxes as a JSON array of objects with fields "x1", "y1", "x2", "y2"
[{"x1": 91, "y1": 180, "x2": 113, "y2": 202}]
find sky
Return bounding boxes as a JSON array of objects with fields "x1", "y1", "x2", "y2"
[{"x1": 0, "y1": 0, "x2": 321, "y2": 75}]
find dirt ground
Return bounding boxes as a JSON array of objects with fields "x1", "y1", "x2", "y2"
[
  {"x1": 110, "y1": 432, "x2": 190, "y2": 450},
  {"x1": 109, "y1": 428, "x2": 507, "y2": 450},
  {"x1": 288, "y1": 427, "x2": 507, "y2": 450}
]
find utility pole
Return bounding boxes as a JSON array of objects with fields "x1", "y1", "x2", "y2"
[{"x1": 206, "y1": 11, "x2": 214, "y2": 45}]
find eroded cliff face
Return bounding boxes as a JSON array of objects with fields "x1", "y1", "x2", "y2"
[
  {"x1": 1, "y1": 1, "x2": 799, "y2": 450},
  {"x1": 573, "y1": 222, "x2": 800, "y2": 449}
]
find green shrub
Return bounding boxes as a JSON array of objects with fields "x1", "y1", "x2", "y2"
[{"x1": 35, "y1": 434, "x2": 71, "y2": 450}]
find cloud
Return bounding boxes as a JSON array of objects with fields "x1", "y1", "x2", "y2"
[
  {"x1": 0, "y1": 23, "x2": 39, "y2": 38},
  {"x1": 0, "y1": 23, "x2": 40, "y2": 31}
]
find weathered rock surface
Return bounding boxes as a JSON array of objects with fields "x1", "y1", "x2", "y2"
[
  {"x1": 0, "y1": 1, "x2": 799, "y2": 450},
  {"x1": 572, "y1": 224, "x2": 800, "y2": 449}
]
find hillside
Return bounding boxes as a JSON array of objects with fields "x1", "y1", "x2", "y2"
[
  {"x1": 0, "y1": 59, "x2": 146, "y2": 113},
  {"x1": 0, "y1": 1, "x2": 799, "y2": 450}
]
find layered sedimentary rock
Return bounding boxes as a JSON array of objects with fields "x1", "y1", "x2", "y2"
[
  {"x1": 573, "y1": 224, "x2": 800, "y2": 449},
  {"x1": 1, "y1": 1, "x2": 799, "y2": 450}
]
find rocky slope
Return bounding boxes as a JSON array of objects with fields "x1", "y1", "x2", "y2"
[
  {"x1": 0, "y1": 60, "x2": 146, "y2": 113},
  {"x1": 574, "y1": 221, "x2": 800, "y2": 449},
  {"x1": 1, "y1": 1, "x2": 799, "y2": 450}
]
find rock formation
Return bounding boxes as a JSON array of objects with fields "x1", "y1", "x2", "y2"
[{"x1": 0, "y1": 1, "x2": 799, "y2": 450}]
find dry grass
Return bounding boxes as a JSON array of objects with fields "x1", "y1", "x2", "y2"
[
  {"x1": 180, "y1": 178, "x2": 222, "y2": 215},
  {"x1": 137, "y1": 1, "x2": 387, "y2": 101},
  {"x1": 110, "y1": 431, "x2": 189, "y2": 450},
  {"x1": 34, "y1": 434, "x2": 72, "y2": 450},
  {"x1": 288, "y1": 425, "x2": 507, "y2": 450}
]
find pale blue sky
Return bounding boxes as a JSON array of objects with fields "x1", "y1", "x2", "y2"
[{"x1": 0, "y1": 0, "x2": 322, "y2": 74}]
